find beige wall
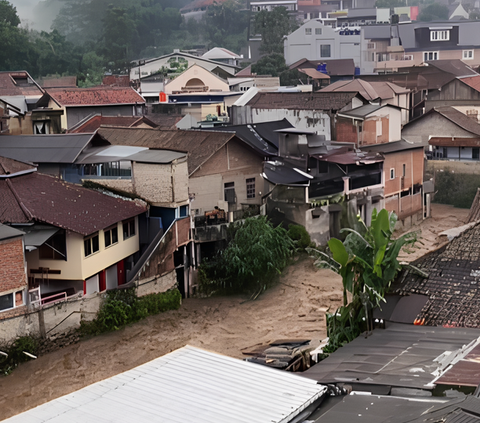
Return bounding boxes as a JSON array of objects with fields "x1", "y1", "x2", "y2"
[
  {"x1": 191, "y1": 139, "x2": 263, "y2": 212},
  {"x1": 48, "y1": 99, "x2": 67, "y2": 130},
  {"x1": 164, "y1": 64, "x2": 229, "y2": 94},
  {"x1": 26, "y1": 219, "x2": 140, "y2": 281}
]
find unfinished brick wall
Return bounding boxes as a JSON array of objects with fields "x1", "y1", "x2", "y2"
[
  {"x1": 0, "y1": 237, "x2": 27, "y2": 294},
  {"x1": 336, "y1": 118, "x2": 358, "y2": 144}
]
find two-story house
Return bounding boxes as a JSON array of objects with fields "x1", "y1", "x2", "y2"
[{"x1": 0, "y1": 157, "x2": 148, "y2": 301}]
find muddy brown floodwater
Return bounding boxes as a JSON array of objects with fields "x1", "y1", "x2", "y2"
[{"x1": 0, "y1": 204, "x2": 470, "y2": 420}]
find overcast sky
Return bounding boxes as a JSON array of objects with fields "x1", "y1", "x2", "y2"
[{"x1": 11, "y1": 0, "x2": 59, "y2": 31}]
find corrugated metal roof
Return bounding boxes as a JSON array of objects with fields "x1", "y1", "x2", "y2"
[
  {"x1": 0, "y1": 223, "x2": 24, "y2": 241},
  {"x1": 4, "y1": 345, "x2": 327, "y2": 423},
  {"x1": 303, "y1": 323, "x2": 480, "y2": 391},
  {"x1": 0, "y1": 134, "x2": 101, "y2": 163}
]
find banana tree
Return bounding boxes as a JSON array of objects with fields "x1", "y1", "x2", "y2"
[{"x1": 309, "y1": 209, "x2": 417, "y2": 352}]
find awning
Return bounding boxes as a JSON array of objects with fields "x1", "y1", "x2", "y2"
[{"x1": 23, "y1": 227, "x2": 59, "y2": 247}]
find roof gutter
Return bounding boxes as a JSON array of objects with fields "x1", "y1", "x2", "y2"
[{"x1": 0, "y1": 168, "x2": 37, "y2": 179}]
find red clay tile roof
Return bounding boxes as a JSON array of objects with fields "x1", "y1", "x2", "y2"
[
  {"x1": 0, "y1": 156, "x2": 36, "y2": 175},
  {"x1": 460, "y1": 75, "x2": 480, "y2": 93},
  {"x1": 68, "y1": 115, "x2": 158, "y2": 133},
  {"x1": 0, "y1": 172, "x2": 147, "y2": 235},
  {"x1": 46, "y1": 87, "x2": 145, "y2": 107},
  {"x1": 97, "y1": 127, "x2": 236, "y2": 175},
  {"x1": 247, "y1": 91, "x2": 358, "y2": 111},
  {"x1": 0, "y1": 71, "x2": 44, "y2": 97}
]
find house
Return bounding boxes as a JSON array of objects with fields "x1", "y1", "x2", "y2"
[
  {"x1": 319, "y1": 78, "x2": 411, "y2": 125},
  {"x1": 362, "y1": 140, "x2": 425, "y2": 227},
  {"x1": 361, "y1": 20, "x2": 480, "y2": 74},
  {"x1": 336, "y1": 104, "x2": 403, "y2": 145},
  {"x1": 130, "y1": 49, "x2": 239, "y2": 82},
  {"x1": 360, "y1": 59, "x2": 479, "y2": 120},
  {"x1": 3, "y1": 345, "x2": 327, "y2": 423},
  {"x1": 201, "y1": 47, "x2": 242, "y2": 67},
  {"x1": 284, "y1": 20, "x2": 362, "y2": 68},
  {"x1": 164, "y1": 64, "x2": 229, "y2": 95},
  {"x1": 0, "y1": 222, "x2": 27, "y2": 316},
  {"x1": 304, "y1": 322, "x2": 480, "y2": 395},
  {"x1": 394, "y1": 221, "x2": 480, "y2": 327},
  {"x1": 36, "y1": 86, "x2": 146, "y2": 130},
  {"x1": 402, "y1": 105, "x2": 480, "y2": 160},
  {"x1": 0, "y1": 157, "x2": 147, "y2": 300},
  {"x1": 0, "y1": 133, "x2": 190, "y2": 229},
  {"x1": 262, "y1": 128, "x2": 384, "y2": 243},
  {"x1": 0, "y1": 71, "x2": 63, "y2": 135},
  {"x1": 288, "y1": 58, "x2": 356, "y2": 83},
  {"x1": 97, "y1": 127, "x2": 266, "y2": 216},
  {"x1": 231, "y1": 91, "x2": 366, "y2": 136},
  {"x1": 67, "y1": 115, "x2": 158, "y2": 133}
]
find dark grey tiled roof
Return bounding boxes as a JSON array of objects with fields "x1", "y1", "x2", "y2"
[{"x1": 394, "y1": 222, "x2": 480, "y2": 327}]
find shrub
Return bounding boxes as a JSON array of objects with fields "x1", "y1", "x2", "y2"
[
  {"x1": 81, "y1": 288, "x2": 182, "y2": 335},
  {"x1": 287, "y1": 224, "x2": 312, "y2": 250},
  {"x1": 0, "y1": 336, "x2": 38, "y2": 376},
  {"x1": 434, "y1": 170, "x2": 480, "y2": 208}
]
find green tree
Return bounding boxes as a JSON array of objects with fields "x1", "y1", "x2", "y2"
[
  {"x1": 78, "y1": 51, "x2": 105, "y2": 87},
  {"x1": 417, "y1": 3, "x2": 449, "y2": 21},
  {"x1": 254, "y1": 7, "x2": 297, "y2": 55},
  {"x1": 309, "y1": 209, "x2": 417, "y2": 352},
  {"x1": 251, "y1": 53, "x2": 287, "y2": 76},
  {"x1": 0, "y1": 0, "x2": 20, "y2": 26}
]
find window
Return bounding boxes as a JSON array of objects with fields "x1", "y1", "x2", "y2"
[
  {"x1": 246, "y1": 178, "x2": 255, "y2": 199},
  {"x1": 123, "y1": 219, "x2": 136, "y2": 240},
  {"x1": 402, "y1": 164, "x2": 406, "y2": 177},
  {"x1": 0, "y1": 293, "x2": 13, "y2": 311},
  {"x1": 474, "y1": 148, "x2": 479, "y2": 159},
  {"x1": 463, "y1": 50, "x2": 474, "y2": 60},
  {"x1": 390, "y1": 168, "x2": 395, "y2": 180},
  {"x1": 320, "y1": 44, "x2": 331, "y2": 58},
  {"x1": 104, "y1": 225, "x2": 118, "y2": 248},
  {"x1": 224, "y1": 182, "x2": 236, "y2": 204},
  {"x1": 430, "y1": 30, "x2": 449, "y2": 41},
  {"x1": 367, "y1": 42, "x2": 376, "y2": 49},
  {"x1": 376, "y1": 120, "x2": 382, "y2": 137},
  {"x1": 315, "y1": 27, "x2": 322, "y2": 35},
  {"x1": 305, "y1": 28, "x2": 312, "y2": 35},
  {"x1": 39, "y1": 230, "x2": 66, "y2": 260},
  {"x1": 84, "y1": 233, "x2": 99, "y2": 257},
  {"x1": 423, "y1": 51, "x2": 439, "y2": 61}
]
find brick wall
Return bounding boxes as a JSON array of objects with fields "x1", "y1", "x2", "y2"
[
  {"x1": 336, "y1": 118, "x2": 358, "y2": 144},
  {"x1": 0, "y1": 237, "x2": 27, "y2": 294},
  {"x1": 384, "y1": 148, "x2": 424, "y2": 196}
]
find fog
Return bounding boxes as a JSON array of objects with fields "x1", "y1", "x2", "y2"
[{"x1": 11, "y1": 0, "x2": 63, "y2": 31}]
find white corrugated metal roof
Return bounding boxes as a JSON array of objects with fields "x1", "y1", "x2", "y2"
[{"x1": 3, "y1": 345, "x2": 326, "y2": 423}]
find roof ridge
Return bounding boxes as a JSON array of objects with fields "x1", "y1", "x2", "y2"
[{"x1": 6, "y1": 178, "x2": 32, "y2": 221}]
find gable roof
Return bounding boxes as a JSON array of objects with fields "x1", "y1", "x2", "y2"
[
  {"x1": 0, "y1": 155, "x2": 36, "y2": 175},
  {"x1": 320, "y1": 79, "x2": 409, "y2": 101},
  {"x1": 426, "y1": 59, "x2": 477, "y2": 78},
  {"x1": 68, "y1": 115, "x2": 158, "y2": 133},
  {"x1": 362, "y1": 139, "x2": 423, "y2": 154},
  {"x1": 459, "y1": 75, "x2": 480, "y2": 92},
  {"x1": 97, "y1": 127, "x2": 237, "y2": 175},
  {"x1": 4, "y1": 345, "x2": 327, "y2": 423},
  {"x1": 433, "y1": 106, "x2": 480, "y2": 136},
  {"x1": 0, "y1": 71, "x2": 44, "y2": 97},
  {"x1": 0, "y1": 133, "x2": 108, "y2": 163},
  {"x1": 0, "y1": 170, "x2": 146, "y2": 235},
  {"x1": 246, "y1": 92, "x2": 359, "y2": 112},
  {"x1": 44, "y1": 87, "x2": 145, "y2": 107},
  {"x1": 394, "y1": 221, "x2": 480, "y2": 327},
  {"x1": 202, "y1": 47, "x2": 241, "y2": 60}
]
